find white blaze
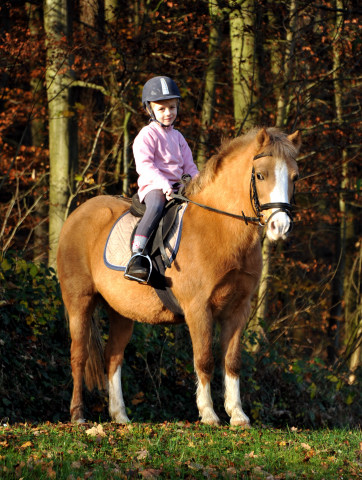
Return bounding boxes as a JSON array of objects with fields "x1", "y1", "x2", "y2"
[{"x1": 266, "y1": 160, "x2": 291, "y2": 241}]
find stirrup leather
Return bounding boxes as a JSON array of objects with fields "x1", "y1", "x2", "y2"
[{"x1": 124, "y1": 253, "x2": 152, "y2": 284}]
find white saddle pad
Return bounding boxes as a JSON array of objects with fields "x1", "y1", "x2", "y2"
[{"x1": 104, "y1": 204, "x2": 188, "y2": 271}]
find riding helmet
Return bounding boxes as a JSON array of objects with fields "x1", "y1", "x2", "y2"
[{"x1": 142, "y1": 76, "x2": 181, "y2": 106}]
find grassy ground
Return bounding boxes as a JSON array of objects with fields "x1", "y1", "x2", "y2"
[{"x1": 1, "y1": 421, "x2": 361, "y2": 479}]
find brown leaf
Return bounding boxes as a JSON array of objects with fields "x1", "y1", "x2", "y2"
[
  {"x1": 245, "y1": 450, "x2": 258, "y2": 458},
  {"x1": 47, "y1": 466, "x2": 57, "y2": 478},
  {"x1": 139, "y1": 468, "x2": 162, "y2": 478}
]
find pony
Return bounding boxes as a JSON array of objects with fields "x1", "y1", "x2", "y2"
[{"x1": 57, "y1": 127, "x2": 301, "y2": 426}]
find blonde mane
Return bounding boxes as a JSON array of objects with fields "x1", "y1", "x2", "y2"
[{"x1": 186, "y1": 127, "x2": 298, "y2": 196}]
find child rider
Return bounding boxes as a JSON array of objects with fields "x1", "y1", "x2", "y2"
[{"x1": 125, "y1": 76, "x2": 199, "y2": 283}]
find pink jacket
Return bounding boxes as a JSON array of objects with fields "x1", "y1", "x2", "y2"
[{"x1": 133, "y1": 121, "x2": 199, "y2": 202}]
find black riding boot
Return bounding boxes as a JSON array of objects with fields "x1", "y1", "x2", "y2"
[{"x1": 124, "y1": 252, "x2": 151, "y2": 283}]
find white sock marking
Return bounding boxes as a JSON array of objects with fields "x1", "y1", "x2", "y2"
[{"x1": 108, "y1": 366, "x2": 130, "y2": 423}]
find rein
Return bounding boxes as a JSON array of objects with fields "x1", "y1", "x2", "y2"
[{"x1": 171, "y1": 153, "x2": 295, "y2": 229}]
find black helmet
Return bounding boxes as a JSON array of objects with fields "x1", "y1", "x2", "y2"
[{"x1": 142, "y1": 76, "x2": 181, "y2": 105}]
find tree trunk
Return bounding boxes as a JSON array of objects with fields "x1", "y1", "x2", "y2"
[
  {"x1": 229, "y1": 0, "x2": 257, "y2": 133},
  {"x1": 196, "y1": 0, "x2": 223, "y2": 167},
  {"x1": 249, "y1": 0, "x2": 299, "y2": 350},
  {"x1": 26, "y1": 2, "x2": 48, "y2": 264},
  {"x1": 44, "y1": 0, "x2": 75, "y2": 269},
  {"x1": 105, "y1": 0, "x2": 130, "y2": 193},
  {"x1": 329, "y1": 0, "x2": 356, "y2": 365},
  {"x1": 275, "y1": 0, "x2": 298, "y2": 128}
]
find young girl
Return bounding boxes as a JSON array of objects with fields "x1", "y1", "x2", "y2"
[{"x1": 125, "y1": 76, "x2": 199, "y2": 282}]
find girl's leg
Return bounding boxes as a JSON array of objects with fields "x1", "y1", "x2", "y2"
[{"x1": 132, "y1": 189, "x2": 166, "y2": 252}]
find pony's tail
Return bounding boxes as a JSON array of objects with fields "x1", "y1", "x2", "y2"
[{"x1": 84, "y1": 314, "x2": 107, "y2": 391}]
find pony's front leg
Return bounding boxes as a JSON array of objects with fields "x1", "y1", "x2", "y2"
[
  {"x1": 105, "y1": 311, "x2": 134, "y2": 424},
  {"x1": 221, "y1": 315, "x2": 250, "y2": 427},
  {"x1": 187, "y1": 310, "x2": 220, "y2": 425}
]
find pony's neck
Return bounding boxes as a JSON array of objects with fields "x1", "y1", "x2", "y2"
[
  {"x1": 189, "y1": 151, "x2": 262, "y2": 259},
  {"x1": 192, "y1": 150, "x2": 257, "y2": 223}
]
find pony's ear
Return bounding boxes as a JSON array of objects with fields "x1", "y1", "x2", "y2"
[
  {"x1": 288, "y1": 130, "x2": 302, "y2": 151},
  {"x1": 256, "y1": 128, "x2": 270, "y2": 149}
]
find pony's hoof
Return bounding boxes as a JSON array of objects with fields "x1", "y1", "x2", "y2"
[
  {"x1": 112, "y1": 413, "x2": 131, "y2": 424},
  {"x1": 201, "y1": 411, "x2": 221, "y2": 426},
  {"x1": 230, "y1": 418, "x2": 250, "y2": 428},
  {"x1": 72, "y1": 416, "x2": 86, "y2": 424},
  {"x1": 230, "y1": 412, "x2": 250, "y2": 427}
]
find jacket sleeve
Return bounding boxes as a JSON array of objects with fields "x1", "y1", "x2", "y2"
[
  {"x1": 179, "y1": 133, "x2": 199, "y2": 177},
  {"x1": 133, "y1": 128, "x2": 173, "y2": 192}
]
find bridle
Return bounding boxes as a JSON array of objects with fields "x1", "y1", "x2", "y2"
[
  {"x1": 171, "y1": 152, "x2": 295, "y2": 230},
  {"x1": 250, "y1": 153, "x2": 295, "y2": 231}
]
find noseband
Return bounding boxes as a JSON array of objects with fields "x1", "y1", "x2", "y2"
[
  {"x1": 171, "y1": 152, "x2": 295, "y2": 230},
  {"x1": 251, "y1": 153, "x2": 295, "y2": 231}
]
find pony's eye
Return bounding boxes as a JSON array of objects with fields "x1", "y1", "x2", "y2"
[
  {"x1": 292, "y1": 173, "x2": 299, "y2": 182},
  {"x1": 256, "y1": 173, "x2": 264, "y2": 180}
]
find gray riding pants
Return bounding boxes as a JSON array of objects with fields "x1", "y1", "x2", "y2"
[{"x1": 135, "y1": 189, "x2": 166, "y2": 238}]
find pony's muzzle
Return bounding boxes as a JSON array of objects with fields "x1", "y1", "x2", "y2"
[{"x1": 266, "y1": 210, "x2": 293, "y2": 241}]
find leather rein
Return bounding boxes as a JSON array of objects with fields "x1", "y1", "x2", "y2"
[{"x1": 171, "y1": 153, "x2": 295, "y2": 230}]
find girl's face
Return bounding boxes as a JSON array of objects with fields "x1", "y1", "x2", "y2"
[{"x1": 150, "y1": 99, "x2": 178, "y2": 126}]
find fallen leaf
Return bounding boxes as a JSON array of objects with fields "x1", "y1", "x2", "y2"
[
  {"x1": 245, "y1": 451, "x2": 258, "y2": 458},
  {"x1": 253, "y1": 466, "x2": 275, "y2": 479},
  {"x1": 303, "y1": 449, "x2": 316, "y2": 462},
  {"x1": 301, "y1": 442, "x2": 311, "y2": 450},
  {"x1": 139, "y1": 468, "x2": 162, "y2": 478},
  {"x1": 85, "y1": 424, "x2": 106, "y2": 437},
  {"x1": 136, "y1": 449, "x2": 149, "y2": 460},
  {"x1": 47, "y1": 466, "x2": 56, "y2": 478},
  {"x1": 20, "y1": 441, "x2": 32, "y2": 449},
  {"x1": 71, "y1": 461, "x2": 82, "y2": 469}
]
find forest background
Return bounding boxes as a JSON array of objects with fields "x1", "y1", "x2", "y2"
[{"x1": 0, "y1": 0, "x2": 360, "y2": 427}]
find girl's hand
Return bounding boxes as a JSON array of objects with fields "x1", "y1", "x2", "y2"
[{"x1": 165, "y1": 188, "x2": 173, "y2": 200}]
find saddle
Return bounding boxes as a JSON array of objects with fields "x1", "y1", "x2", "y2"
[
  {"x1": 133, "y1": 193, "x2": 186, "y2": 315},
  {"x1": 104, "y1": 195, "x2": 187, "y2": 317}
]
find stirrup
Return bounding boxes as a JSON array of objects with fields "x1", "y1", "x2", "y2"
[{"x1": 124, "y1": 253, "x2": 152, "y2": 284}]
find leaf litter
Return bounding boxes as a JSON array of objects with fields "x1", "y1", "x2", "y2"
[{"x1": 0, "y1": 422, "x2": 361, "y2": 479}]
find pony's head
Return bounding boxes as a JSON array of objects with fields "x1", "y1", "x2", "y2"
[{"x1": 252, "y1": 128, "x2": 301, "y2": 241}]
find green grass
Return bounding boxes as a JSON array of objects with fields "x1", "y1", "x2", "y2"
[{"x1": 1, "y1": 422, "x2": 361, "y2": 479}]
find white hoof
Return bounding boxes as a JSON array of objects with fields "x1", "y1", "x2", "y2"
[
  {"x1": 201, "y1": 408, "x2": 221, "y2": 426},
  {"x1": 74, "y1": 417, "x2": 86, "y2": 424},
  {"x1": 230, "y1": 409, "x2": 250, "y2": 427},
  {"x1": 111, "y1": 410, "x2": 130, "y2": 424}
]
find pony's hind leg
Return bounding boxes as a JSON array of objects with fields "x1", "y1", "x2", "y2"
[
  {"x1": 67, "y1": 294, "x2": 96, "y2": 423},
  {"x1": 187, "y1": 309, "x2": 220, "y2": 425},
  {"x1": 220, "y1": 314, "x2": 250, "y2": 427},
  {"x1": 105, "y1": 309, "x2": 134, "y2": 423}
]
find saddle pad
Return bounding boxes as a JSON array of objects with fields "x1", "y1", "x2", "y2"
[{"x1": 104, "y1": 203, "x2": 188, "y2": 271}]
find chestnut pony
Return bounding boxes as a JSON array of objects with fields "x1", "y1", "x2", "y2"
[{"x1": 57, "y1": 127, "x2": 301, "y2": 426}]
